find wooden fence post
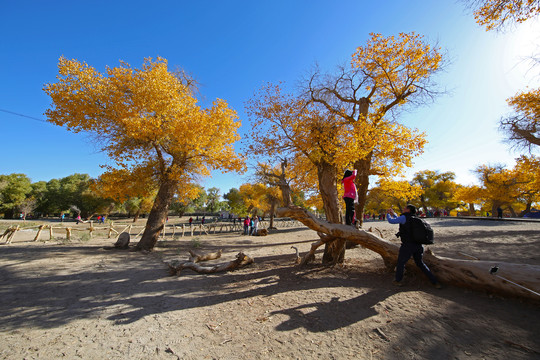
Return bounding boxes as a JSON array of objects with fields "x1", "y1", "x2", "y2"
[
  {"x1": 89, "y1": 221, "x2": 94, "y2": 238},
  {"x1": 66, "y1": 228, "x2": 72, "y2": 240},
  {"x1": 6, "y1": 225, "x2": 19, "y2": 244},
  {"x1": 34, "y1": 224, "x2": 45, "y2": 242},
  {"x1": 49, "y1": 225, "x2": 54, "y2": 240},
  {"x1": 108, "y1": 222, "x2": 114, "y2": 238}
]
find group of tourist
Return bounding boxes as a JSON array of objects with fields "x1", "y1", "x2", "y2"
[{"x1": 243, "y1": 216, "x2": 260, "y2": 236}]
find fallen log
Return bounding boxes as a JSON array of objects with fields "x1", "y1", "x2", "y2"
[
  {"x1": 277, "y1": 206, "x2": 540, "y2": 301},
  {"x1": 188, "y1": 249, "x2": 222, "y2": 263},
  {"x1": 168, "y1": 252, "x2": 253, "y2": 276}
]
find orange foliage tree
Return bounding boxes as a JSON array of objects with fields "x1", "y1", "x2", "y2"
[
  {"x1": 306, "y1": 32, "x2": 443, "y2": 225},
  {"x1": 44, "y1": 57, "x2": 245, "y2": 250},
  {"x1": 246, "y1": 83, "x2": 356, "y2": 262},
  {"x1": 453, "y1": 185, "x2": 484, "y2": 215}
]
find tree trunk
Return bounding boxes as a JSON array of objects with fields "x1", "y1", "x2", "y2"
[
  {"x1": 521, "y1": 202, "x2": 532, "y2": 217},
  {"x1": 269, "y1": 201, "x2": 276, "y2": 229},
  {"x1": 317, "y1": 161, "x2": 345, "y2": 264},
  {"x1": 468, "y1": 203, "x2": 475, "y2": 216},
  {"x1": 136, "y1": 178, "x2": 178, "y2": 251},
  {"x1": 420, "y1": 195, "x2": 428, "y2": 215},
  {"x1": 491, "y1": 202, "x2": 502, "y2": 218},
  {"x1": 278, "y1": 206, "x2": 540, "y2": 301},
  {"x1": 133, "y1": 208, "x2": 141, "y2": 223},
  {"x1": 353, "y1": 152, "x2": 373, "y2": 227},
  {"x1": 508, "y1": 206, "x2": 517, "y2": 217}
]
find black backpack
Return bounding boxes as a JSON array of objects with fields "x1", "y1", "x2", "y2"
[{"x1": 409, "y1": 216, "x2": 434, "y2": 244}]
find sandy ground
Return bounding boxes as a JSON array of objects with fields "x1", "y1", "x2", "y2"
[{"x1": 0, "y1": 217, "x2": 539, "y2": 360}]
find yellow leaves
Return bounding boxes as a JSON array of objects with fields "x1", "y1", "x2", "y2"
[
  {"x1": 44, "y1": 56, "x2": 245, "y2": 201},
  {"x1": 454, "y1": 185, "x2": 483, "y2": 204},
  {"x1": 507, "y1": 87, "x2": 540, "y2": 121},
  {"x1": 351, "y1": 32, "x2": 442, "y2": 106},
  {"x1": 375, "y1": 177, "x2": 423, "y2": 204},
  {"x1": 473, "y1": 0, "x2": 540, "y2": 31}
]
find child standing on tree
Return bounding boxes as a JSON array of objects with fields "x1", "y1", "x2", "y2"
[{"x1": 342, "y1": 169, "x2": 357, "y2": 225}]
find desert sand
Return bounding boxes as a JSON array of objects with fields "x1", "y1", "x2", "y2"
[{"x1": 0, "y1": 217, "x2": 539, "y2": 360}]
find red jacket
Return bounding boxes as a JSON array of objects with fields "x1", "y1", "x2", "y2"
[{"x1": 342, "y1": 170, "x2": 357, "y2": 200}]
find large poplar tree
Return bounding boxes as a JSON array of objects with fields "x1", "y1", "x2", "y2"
[{"x1": 44, "y1": 57, "x2": 245, "y2": 250}]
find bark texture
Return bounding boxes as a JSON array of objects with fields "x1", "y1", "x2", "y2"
[
  {"x1": 317, "y1": 161, "x2": 345, "y2": 264},
  {"x1": 136, "y1": 179, "x2": 177, "y2": 251}
]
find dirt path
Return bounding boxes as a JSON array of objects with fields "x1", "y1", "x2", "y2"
[{"x1": 0, "y1": 218, "x2": 539, "y2": 359}]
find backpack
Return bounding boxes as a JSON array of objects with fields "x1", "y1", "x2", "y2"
[{"x1": 409, "y1": 216, "x2": 434, "y2": 244}]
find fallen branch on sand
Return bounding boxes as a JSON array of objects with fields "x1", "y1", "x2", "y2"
[
  {"x1": 167, "y1": 250, "x2": 253, "y2": 275},
  {"x1": 277, "y1": 206, "x2": 540, "y2": 301}
]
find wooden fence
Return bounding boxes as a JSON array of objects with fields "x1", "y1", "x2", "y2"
[{"x1": 0, "y1": 218, "x2": 305, "y2": 244}]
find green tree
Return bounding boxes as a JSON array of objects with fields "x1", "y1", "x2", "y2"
[
  {"x1": 412, "y1": 170, "x2": 459, "y2": 214},
  {"x1": 206, "y1": 187, "x2": 221, "y2": 213},
  {"x1": 0, "y1": 174, "x2": 32, "y2": 218},
  {"x1": 223, "y1": 188, "x2": 246, "y2": 216}
]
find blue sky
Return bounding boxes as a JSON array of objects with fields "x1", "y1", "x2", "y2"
[{"x1": 1, "y1": 0, "x2": 539, "y2": 196}]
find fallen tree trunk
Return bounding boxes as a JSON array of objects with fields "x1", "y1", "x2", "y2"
[
  {"x1": 277, "y1": 206, "x2": 540, "y2": 301},
  {"x1": 168, "y1": 251, "x2": 253, "y2": 276}
]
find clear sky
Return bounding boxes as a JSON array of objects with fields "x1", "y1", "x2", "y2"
[{"x1": 1, "y1": 0, "x2": 539, "y2": 196}]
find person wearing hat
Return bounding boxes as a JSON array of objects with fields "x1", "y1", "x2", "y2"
[{"x1": 386, "y1": 204, "x2": 441, "y2": 288}]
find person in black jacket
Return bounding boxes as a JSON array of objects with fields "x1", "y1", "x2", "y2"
[{"x1": 386, "y1": 204, "x2": 441, "y2": 288}]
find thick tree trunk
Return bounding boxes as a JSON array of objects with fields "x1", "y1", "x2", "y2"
[
  {"x1": 468, "y1": 203, "x2": 475, "y2": 216},
  {"x1": 317, "y1": 161, "x2": 345, "y2": 264},
  {"x1": 278, "y1": 206, "x2": 540, "y2": 301},
  {"x1": 279, "y1": 184, "x2": 292, "y2": 207},
  {"x1": 353, "y1": 152, "x2": 373, "y2": 227},
  {"x1": 136, "y1": 178, "x2": 178, "y2": 251},
  {"x1": 491, "y1": 202, "x2": 502, "y2": 218}
]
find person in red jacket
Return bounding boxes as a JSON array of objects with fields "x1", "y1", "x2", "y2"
[{"x1": 342, "y1": 169, "x2": 357, "y2": 225}]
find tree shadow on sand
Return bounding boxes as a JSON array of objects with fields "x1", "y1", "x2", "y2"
[{"x1": 1, "y1": 241, "x2": 539, "y2": 360}]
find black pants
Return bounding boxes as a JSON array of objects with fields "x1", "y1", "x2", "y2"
[
  {"x1": 395, "y1": 242, "x2": 437, "y2": 284},
  {"x1": 344, "y1": 197, "x2": 355, "y2": 225}
]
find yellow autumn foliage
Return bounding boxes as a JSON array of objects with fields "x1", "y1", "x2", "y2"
[
  {"x1": 44, "y1": 57, "x2": 245, "y2": 201},
  {"x1": 472, "y1": 0, "x2": 540, "y2": 31}
]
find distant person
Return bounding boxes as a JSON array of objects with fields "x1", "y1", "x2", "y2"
[
  {"x1": 252, "y1": 216, "x2": 259, "y2": 235},
  {"x1": 243, "y1": 217, "x2": 250, "y2": 235},
  {"x1": 76, "y1": 214, "x2": 82, "y2": 224},
  {"x1": 201, "y1": 216, "x2": 205, "y2": 225},
  {"x1": 497, "y1": 207, "x2": 503, "y2": 218},
  {"x1": 61, "y1": 213, "x2": 65, "y2": 223},
  {"x1": 189, "y1": 217, "x2": 193, "y2": 227},
  {"x1": 342, "y1": 169, "x2": 357, "y2": 225},
  {"x1": 386, "y1": 205, "x2": 441, "y2": 288}
]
